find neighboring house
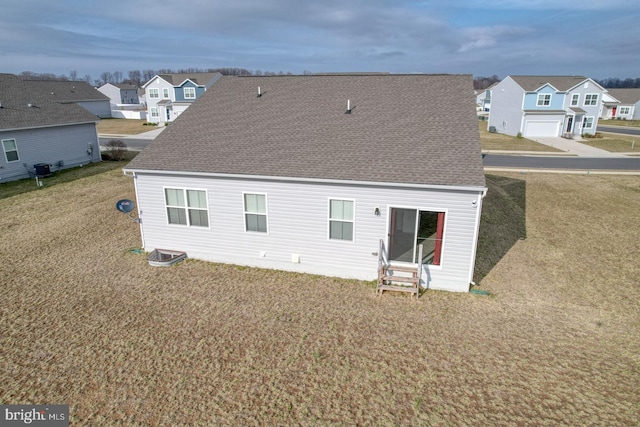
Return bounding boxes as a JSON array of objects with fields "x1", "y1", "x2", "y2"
[
  {"x1": 475, "y1": 82, "x2": 497, "y2": 113},
  {"x1": 25, "y1": 80, "x2": 112, "y2": 118},
  {"x1": 142, "y1": 72, "x2": 222, "y2": 123},
  {"x1": 98, "y1": 83, "x2": 140, "y2": 104},
  {"x1": 600, "y1": 88, "x2": 640, "y2": 120},
  {"x1": 124, "y1": 74, "x2": 487, "y2": 293},
  {"x1": 98, "y1": 83, "x2": 146, "y2": 120},
  {"x1": 488, "y1": 76, "x2": 607, "y2": 138},
  {"x1": 0, "y1": 74, "x2": 101, "y2": 183}
]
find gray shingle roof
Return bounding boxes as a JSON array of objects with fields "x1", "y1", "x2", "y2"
[
  {"x1": 510, "y1": 75, "x2": 590, "y2": 92},
  {"x1": 126, "y1": 74, "x2": 486, "y2": 188},
  {"x1": 606, "y1": 88, "x2": 640, "y2": 105},
  {"x1": 0, "y1": 74, "x2": 99, "y2": 130},
  {"x1": 24, "y1": 80, "x2": 109, "y2": 102}
]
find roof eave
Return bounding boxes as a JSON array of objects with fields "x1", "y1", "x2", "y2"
[{"x1": 122, "y1": 168, "x2": 487, "y2": 193}]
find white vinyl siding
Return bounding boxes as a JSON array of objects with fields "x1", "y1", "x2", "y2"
[
  {"x1": 184, "y1": 87, "x2": 196, "y2": 99},
  {"x1": 2, "y1": 139, "x2": 19, "y2": 162},
  {"x1": 131, "y1": 174, "x2": 485, "y2": 292},
  {"x1": 243, "y1": 193, "x2": 268, "y2": 233},
  {"x1": 329, "y1": 199, "x2": 354, "y2": 241},
  {"x1": 165, "y1": 188, "x2": 209, "y2": 227},
  {"x1": 537, "y1": 94, "x2": 551, "y2": 106},
  {"x1": 584, "y1": 94, "x2": 598, "y2": 106},
  {"x1": 148, "y1": 88, "x2": 159, "y2": 99}
]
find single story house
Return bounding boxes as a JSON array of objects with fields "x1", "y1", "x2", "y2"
[
  {"x1": 124, "y1": 74, "x2": 487, "y2": 293},
  {"x1": 600, "y1": 88, "x2": 640, "y2": 120},
  {"x1": 25, "y1": 80, "x2": 112, "y2": 118},
  {"x1": 0, "y1": 74, "x2": 101, "y2": 182},
  {"x1": 488, "y1": 75, "x2": 607, "y2": 138}
]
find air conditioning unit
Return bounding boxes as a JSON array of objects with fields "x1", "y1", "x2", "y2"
[{"x1": 488, "y1": 126, "x2": 497, "y2": 133}]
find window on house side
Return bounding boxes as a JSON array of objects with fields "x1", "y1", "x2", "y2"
[
  {"x1": 165, "y1": 188, "x2": 209, "y2": 227},
  {"x1": 148, "y1": 88, "x2": 159, "y2": 99},
  {"x1": 329, "y1": 199, "x2": 354, "y2": 241},
  {"x1": 537, "y1": 94, "x2": 551, "y2": 106},
  {"x1": 243, "y1": 193, "x2": 267, "y2": 233},
  {"x1": 2, "y1": 139, "x2": 19, "y2": 162},
  {"x1": 584, "y1": 94, "x2": 598, "y2": 106},
  {"x1": 150, "y1": 108, "x2": 159, "y2": 118},
  {"x1": 162, "y1": 88, "x2": 169, "y2": 98},
  {"x1": 619, "y1": 107, "x2": 630, "y2": 115},
  {"x1": 583, "y1": 116, "x2": 594, "y2": 129},
  {"x1": 184, "y1": 87, "x2": 196, "y2": 99},
  {"x1": 571, "y1": 94, "x2": 580, "y2": 106}
]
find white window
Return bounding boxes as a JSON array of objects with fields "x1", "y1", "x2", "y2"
[
  {"x1": 150, "y1": 107, "x2": 159, "y2": 118},
  {"x1": 243, "y1": 193, "x2": 267, "y2": 233},
  {"x1": 571, "y1": 94, "x2": 580, "y2": 106},
  {"x1": 329, "y1": 199, "x2": 354, "y2": 241},
  {"x1": 584, "y1": 94, "x2": 598, "y2": 106},
  {"x1": 2, "y1": 139, "x2": 19, "y2": 162},
  {"x1": 164, "y1": 188, "x2": 209, "y2": 227},
  {"x1": 184, "y1": 87, "x2": 196, "y2": 99},
  {"x1": 582, "y1": 116, "x2": 594, "y2": 129},
  {"x1": 537, "y1": 94, "x2": 551, "y2": 106},
  {"x1": 162, "y1": 88, "x2": 169, "y2": 99},
  {"x1": 148, "y1": 88, "x2": 159, "y2": 99},
  {"x1": 619, "y1": 106, "x2": 631, "y2": 115}
]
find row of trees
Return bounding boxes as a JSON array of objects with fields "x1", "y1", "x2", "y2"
[
  {"x1": 17, "y1": 70, "x2": 640, "y2": 90},
  {"x1": 18, "y1": 68, "x2": 303, "y2": 87}
]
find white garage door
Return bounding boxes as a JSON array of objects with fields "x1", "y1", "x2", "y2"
[{"x1": 524, "y1": 121, "x2": 560, "y2": 137}]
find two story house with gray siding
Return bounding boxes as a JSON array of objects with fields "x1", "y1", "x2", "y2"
[
  {"x1": 488, "y1": 76, "x2": 607, "y2": 138},
  {"x1": 0, "y1": 74, "x2": 101, "y2": 183},
  {"x1": 600, "y1": 88, "x2": 640, "y2": 120},
  {"x1": 142, "y1": 73, "x2": 222, "y2": 123},
  {"x1": 124, "y1": 74, "x2": 487, "y2": 293}
]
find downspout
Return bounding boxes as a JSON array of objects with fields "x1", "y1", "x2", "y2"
[
  {"x1": 468, "y1": 188, "x2": 488, "y2": 288},
  {"x1": 124, "y1": 170, "x2": 145, "y2": 249}
]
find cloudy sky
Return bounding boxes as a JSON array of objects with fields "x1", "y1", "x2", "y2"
[{"x1": 1, "y1": 0, "x2": 639, "y2": 81}]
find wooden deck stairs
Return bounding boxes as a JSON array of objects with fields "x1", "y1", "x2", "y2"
[{"x1": 376, "y1": 240, "x2": 423, "y2": 299}]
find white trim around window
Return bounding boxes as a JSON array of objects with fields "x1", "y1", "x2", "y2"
[
  {"x1": 536, "y1": 93, "x2": 552, "y2": 107},
  {"x1": 150, "y1": 107, "x2": 159, "y2": 118},
  {"x1": 2, "y1": 138, "x2": 20, "y2": 163},
  {"x1": 570, "y1": 93, "x2": 580, "y2": 106},
  {"x1": 243, "y1": 192, "x2": 268, "y2": 233},
  {"x1": 582, "y1": 116, "x2": 594, "y2": 129},
  {"x1": 619, "y1": 106, "x2": 631, "y2": 115},
  {"x1": 164, "y1": 187, "x2": 209, "y2": 227},
  {"x1": 162, "y1": 88, "x2": 170, "y2": 99},
  {"x1": 328, "y1": 198, "x2": 355, "y2": 242},
  {"x1": 148, "y1": 88, "x2": 159, "y2": 99},
  {"x1": 183, "y1": 87, "x2": 196, "y2": 99},
  {"x1": 584, "y1": 93, "x2": 598, "y2": 106}
]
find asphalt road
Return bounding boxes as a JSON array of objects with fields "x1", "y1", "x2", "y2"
[
  {"x1": 597, "y1": 126, "x2": 640, "y2": 136},
  {"x1": 483, "y1": 154, "x2": 640, "y2": 170}
]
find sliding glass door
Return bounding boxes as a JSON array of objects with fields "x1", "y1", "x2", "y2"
[{"x1": 388, "y1": 208, "x2": 445, "y2": 265}]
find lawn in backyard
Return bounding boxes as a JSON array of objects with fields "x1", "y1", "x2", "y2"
[
  {"x1": 1, "y1": 166, "x2": 638, "y2": 425},
  {"x1": 97, "y1": 118, "x2": 155, "y2": 135}
]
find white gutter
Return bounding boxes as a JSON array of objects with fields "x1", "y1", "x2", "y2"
[{"x1": 121, "y1": 168, "x2": 488, "y2": 193}]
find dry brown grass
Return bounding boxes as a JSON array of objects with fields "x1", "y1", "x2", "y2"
[
  {"x1": 1, "y1": 170, "x2": 639, "y2": 425},
  {"x1": 478, "y1": 121, "x2": 563, "y2": 152},
  {"x1": 580, "y1": 132, "x2": 640, "y2": 153},
  {"x1": 97, "y1": 118, "x2": 153, "y2": 135}
]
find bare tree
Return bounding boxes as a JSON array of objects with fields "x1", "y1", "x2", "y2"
[
  {"x1": 113, "y1": 71, "x2": 123, "y2": 84},
  {"x1": 69, "y1": 70, "x2": 78, "y2": 81},
  {"x1": 128, "y1": 70, "x2": 142, "y2": 86}
]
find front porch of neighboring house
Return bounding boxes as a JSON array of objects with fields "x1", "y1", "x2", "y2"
[
  {"x1": 377, "y1": 208, "x2": 444, "y2": 299},
  {"x1": 562, "y1": 109, "x2": 587, "y2": 139}
]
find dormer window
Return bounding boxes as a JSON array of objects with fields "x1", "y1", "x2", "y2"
[
  {"x1": 184, "y1": 87, "x2": 196, "y2": 99},
  {"x1": 537, "y1": 94, "x2": 551, "y2": 106}
]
